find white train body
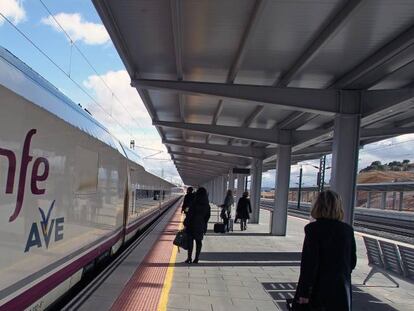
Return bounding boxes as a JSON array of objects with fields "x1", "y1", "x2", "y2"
[{"x1": 0, "y1": 47, "x2": 178, "y2": 310}]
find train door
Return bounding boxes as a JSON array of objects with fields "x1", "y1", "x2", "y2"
[{"x1": 121, "y1": 163, "x2": 131, "y2": 245}]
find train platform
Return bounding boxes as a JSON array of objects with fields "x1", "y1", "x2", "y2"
[{"x1": 74, "y1": 204, "x2": 414, "y2": 311}]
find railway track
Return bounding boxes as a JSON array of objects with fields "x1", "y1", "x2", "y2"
[
  {"x1": 54, "y1": 198, "x2": 181, "y2": 311},
  {"x1": 260, "y1": 201, "x2": 414, "y2": 239}
]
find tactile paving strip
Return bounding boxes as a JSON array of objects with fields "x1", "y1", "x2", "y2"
[{"x1": 110, "y1": 207, "x2": 182, "y2": 311}]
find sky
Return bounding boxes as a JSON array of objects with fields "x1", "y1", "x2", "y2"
[
  {"x1": 1, "y1": 0, "x2": 413, "y2": 188},
  {"x1": 0, "y1": 0, "x2": 181, "y2": 184}
]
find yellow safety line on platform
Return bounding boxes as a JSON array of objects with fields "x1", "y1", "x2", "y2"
[{"x1": 157, "y1": 213, "x2": 183, "y2": 311}]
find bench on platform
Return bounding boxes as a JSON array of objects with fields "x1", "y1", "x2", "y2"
[{"x1": 363, "y1": 236, "x2": 414, "y2": 287}]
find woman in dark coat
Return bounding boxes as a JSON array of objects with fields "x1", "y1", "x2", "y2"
[
  {"x1": 236, "y1": 191, "x2": 252, "y2": 231},
  {"x1": 295, "y1": 190, "x2": 357, "y2": 311},
  {"x1": 183, "y1": 187, "x2": 211, "y2": 264},
  {"x1": 181, "y1": 187, "x2": 195, "y2": 214},
  {"x1": 220, "y1": 189, "x2": 234, "y2": 231}
]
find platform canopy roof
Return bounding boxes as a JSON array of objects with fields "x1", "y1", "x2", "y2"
[{"x1": 93, "y1": 0, "x2": 414, "y2": 186}]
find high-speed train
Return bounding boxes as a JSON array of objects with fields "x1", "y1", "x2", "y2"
[{"x1": 0, "y1": 47, "x2": 180, "y2": 310}]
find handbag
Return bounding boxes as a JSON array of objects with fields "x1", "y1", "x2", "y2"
[{"x1": 173, "y1": 230, "x2": 189, "y2": 250}]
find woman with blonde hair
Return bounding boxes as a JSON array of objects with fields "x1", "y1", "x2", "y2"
[{"x1": 294, "y1": 190, "x2": 356, "y2": 310}]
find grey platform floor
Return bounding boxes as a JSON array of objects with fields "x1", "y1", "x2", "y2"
[{"x1": 168, "y1": 206, "x2": 414, "y2": 311}]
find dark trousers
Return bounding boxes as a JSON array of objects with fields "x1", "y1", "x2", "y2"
[
  {"x1": 222, "y1": 211, "x2": 231, "y2": 231},
  {"x1": 240, "y1": 219, "x2": 247, "y2": 230},
  {"x1": 188, "y1": 237, "x2": 202, "y2": 260}
]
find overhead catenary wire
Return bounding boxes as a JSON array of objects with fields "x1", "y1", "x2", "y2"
[
  {"x1": 38, "y1": 1, "x2": 140, "y2": 125},
  {"x1": 0, "y1": 12, "x2": 133, "y2": 135},
  {"x1": 0, "y1": 11, "x2": 164, "y2": 154},
  {"x1": 37, "y1": 0, "x2": 158, "y2": 149}
]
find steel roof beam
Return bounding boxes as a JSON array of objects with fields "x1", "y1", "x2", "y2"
[
  {"x1": 206, "y1": 100, "x2": 224, "y2": 143},
  {"x1": 292, "y1": 145, "x2": 332, "y2": 156},
  {"x1": 163, "y1": 139, "x2": 266, "y2": 158},
  {"x1": 394, "y1": 115, "x2": 414, "y2": 127},
  {"x1": 276, "y1": 112, "x2": 305, "y2": 129},
  {"x1": 154, "y1": 120, "x2": 292, "y2": 145},
  {"x1": 227, "y1": 0, "x2": 267, "y2": 83},
  {"x1": 214, "y1": 0, "x2": 267, "y2": 144},
  {"x1": 243, "y1": 105, "x2": 264, "y2": 127},
  {"x1": 170, "y1": 0, "x2": 183, "y2": 80},
  {"x1": 169, "y1": 151, "x2": 250, "y2": 166},
  {"x1": 332, "y1": 24, "x2": 414, "y2": 89},
  {"x1": 175, "y1": 164, "x2": 226, "y2": 175},
  {"x1": 156, "y1": 120, "x2": 331, "y2": 146},
  {"x1": 176, "y1": 167, "x2": 222, "y2": 176},
  {"x1": 174, "y1": 160, "x2": 231, "y2": 170},
  {"x1": 174, "y1": 158, "x2": 232, "y2": 168},
  {"x1": 176, "y1": 167, "x2": 225, "y2": 176},
  {"x1": 132, "y1": 79, "x2": 340, "y2": 114},
  {"x1": 264, "y1": 124, "x2": 414, "y2": 165},
  {"x1": 360, "y1": 127, "x2": 414, "y2": 139},
  {"x1": 228, "y1": 104, "x2": 264, "y2": 146},
  {"x1": 362, "y1": 88, "x2": 414, "y2": 127},
  {"x1": 177, "y1": 167, "x2": 229, "y2": 177},
  {"x1": 275, "y1": 0, "x2": 363, "y2": 87},
  {"x1": 170, "y1": 0, "x2": 186, "y2": 141}
]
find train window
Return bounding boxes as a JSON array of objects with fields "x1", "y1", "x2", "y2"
[{"x1": 74, "y1": 146, "x2": 98, "y2": 194}]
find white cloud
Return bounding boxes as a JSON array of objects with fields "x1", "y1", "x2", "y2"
[
  {"x1": 0, "y1": 0, "x2": 26, "y2": 25},
  {"x1": 83, "y1": 70, "x2": 155, "y2": 144},
  {"x1": 83, "y1": 70, "x2": 181, "y2": 184},
  {"x1": 41, "y1": 12, "x2": 109, "y2": 45}
]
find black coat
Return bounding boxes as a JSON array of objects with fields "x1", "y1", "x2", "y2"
[
  {"x1": 181, "y1": 192, "x2": 195, "y2": 213},
  {"x1": 236, "y1": 197, "x2": 252, "y2": 219},
  {"x1": 184, "y1": 200, "x2": 211, "y2": 240},
  {"x1": 296, "y1": 219, "x2": 357, "y2": 311}
]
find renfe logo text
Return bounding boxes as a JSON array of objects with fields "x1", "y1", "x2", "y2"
[{"x1": 0, "y1": 129, "x2": 49, "y2": 222}]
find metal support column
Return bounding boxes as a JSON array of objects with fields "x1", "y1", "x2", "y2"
[
  {"x1": 213, "y1": 177, "x2": 217, "y2": 205},
  {"x1": 399, "y1": 192, "x2": 404, "y2": 211},
  {"x1": 220, "y1": 175, "x2": 227, "y2": 204},
  {"x1": 271, "y1": 145, "x2": 292, "y2": 236},
  {"x1": 216, "y1": 177, "x2": 221, "y2": 204},
  {"x1": 330, "y1": 111, "x2": 361, "y2": 225},
  {"x1": 250, "y1": 159, "x2": 263, "y2": 224},
  {"x1": 392, "y1": 191, "x2": 397, "y2": 210},
  {"x1": 366, "y1": 192, "x2": 371, "y2": 208},
  {"x1": 380, "y1": 192, "x2": 387, "y2": 210},
  {"x1": 297, "y1": 166, "x2": 303, "y2": 210}
]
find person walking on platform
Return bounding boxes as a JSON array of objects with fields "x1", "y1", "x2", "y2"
[
  {"x1": 181, "y1": 187, "x2": 195, "y2": 214},
  {"x1": 236, "y1": 191, "x2": 252, "y2": 231},
  {"x1": 183, "y1": 187, "x2": 211, "y2": 264},
  {"x1": 220, "y1": 189, "x2": 234, "y2": 232},
  {"x1": 294, "y1": 190, "x2": 357, "y2": 311}
]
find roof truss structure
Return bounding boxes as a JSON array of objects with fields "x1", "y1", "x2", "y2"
[{"x1": 93, "y1": 0, "x2": 414, "y2": 185}]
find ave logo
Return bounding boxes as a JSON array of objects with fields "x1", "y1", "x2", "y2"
[{"x1": 25, "y1": 200, "x2": 64, "y2": 252}]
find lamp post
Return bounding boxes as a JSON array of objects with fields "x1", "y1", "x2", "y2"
[{"x1": 297, "y1": 165, "x2": 303, "y2": 210}]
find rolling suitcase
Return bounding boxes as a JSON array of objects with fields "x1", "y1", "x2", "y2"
[{"x1": 214, "y1": 223, "x2": 226, "y2": 233}]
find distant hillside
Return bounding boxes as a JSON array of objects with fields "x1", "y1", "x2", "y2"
[{"x1": 357, "y1": 171, "x2": 414, "y2": 183}]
